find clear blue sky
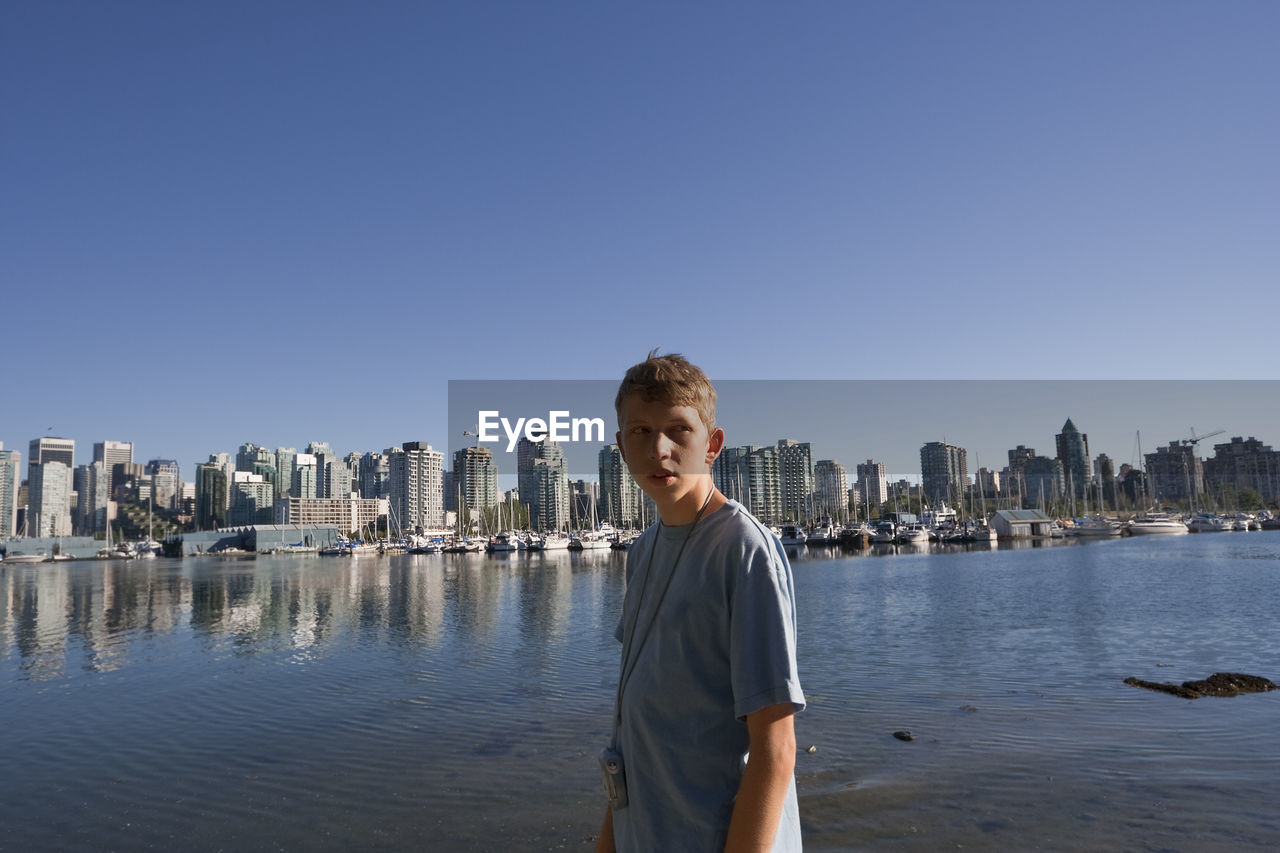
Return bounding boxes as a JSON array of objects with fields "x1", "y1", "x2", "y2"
[{"x1": 4, "y1": 1, "x2": 1277, "y2": 480}]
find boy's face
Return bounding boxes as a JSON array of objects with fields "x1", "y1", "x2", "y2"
[{"x1": 617, "y1": 394, "x2": 724, "y2": 510}]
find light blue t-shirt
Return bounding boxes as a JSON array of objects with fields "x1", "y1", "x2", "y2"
[{"x1": 611, "y1": 499, "x2": 805, "y2": 852}]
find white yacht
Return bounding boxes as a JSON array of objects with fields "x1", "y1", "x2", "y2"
[
  {"x1": 778, "y1": 524, "x2": 807, "y2": 546},
  {"x1": 870, "y1": 521, "x2": 897, "y2": 544},
  {"x1": 1069, "y1": 515, "x2": 1123, "y2": 537},
  {"x1": 806, "y1": 518, "x2": 836, "y2": 546},
  {"x1": 1128, "y1": 514, "x2": 1189, "y2": 535},
  {"x1": 485, "y1": 532, "x2": 520, "y2": 553},
  {"x1": 895, "y1": 524, "x2": 929, "y2": 544}
]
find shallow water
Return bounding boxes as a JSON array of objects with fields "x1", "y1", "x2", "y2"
[{"x1": 2, "y1": 533, "x2": 1278, "y2": 851}]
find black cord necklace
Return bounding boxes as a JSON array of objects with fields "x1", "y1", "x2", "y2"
[{"x1": 612, "y1": 485, "x2": 716, "y2": 740}]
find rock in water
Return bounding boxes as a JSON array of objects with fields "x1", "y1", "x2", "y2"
[
  {"x1": 1124, "y1": 672, "x2": 1277, "y2": 699},
  {"x1": 892, "y1": 730, "x2": 915, "y2": 741}
]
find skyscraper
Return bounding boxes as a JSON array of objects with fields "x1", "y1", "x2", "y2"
[
  {"x1": 599, "y1": 444, "x2": 644, "y2": 528},
  {"x1": 0, "y1": 444, "x2": 21, "y2": 538},
  {"x1": 291, "y1": 454, "x2": 318, "y2": 500},
  {"x1": 31, "y1": 437, "x2": 75, "y2": 470},
  {"x1": 1055, "y1": 419, "x2": 1091, "y2": 500},
  {"x1": 389, "y1": 442, "x2": 444, "y2": 531},
  {"x1": 195, "y1": 460, "x2": 229, "y2": 530},
  {"x1": 28, "y1": 460, "x2": 73, "y2": 537},
  {"x1": 454, "y1": 445, "x2": 499, "y2": 513},
  {"x1": 813, "y1": 460, "x2": 848, "y2": 518},
  {"x1": 776, "y1": 439, "x2": 814, "y2": 521},
  {"x1": 73, "y1": 461, "x2": 110, "y2": 535},
  {"x1": 855, "y1": 460, "x2": 888, "y2": 508},
  {"x1": 920, "y1": 442, "x2": 968, "y2": 507}
]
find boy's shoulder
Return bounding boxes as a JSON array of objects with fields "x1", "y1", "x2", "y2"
[{"x1": 704, "y1": 499, "x2": 783, "y2": 554}]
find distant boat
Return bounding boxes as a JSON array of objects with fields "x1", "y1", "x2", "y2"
[
  {"x1": 2, "y1": 552, "x2": 48, "y2": 564},
  {"x1": 778, "y1": 524, "x2": 807, "y2": 546},
  {"x1": 1127, "y1": 514, "x2": 1189, "y2": 535}
]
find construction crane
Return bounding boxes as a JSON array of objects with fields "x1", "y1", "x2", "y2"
[{"x1": 1181, "y1": 428, "x2": 1225, "y2": 449}]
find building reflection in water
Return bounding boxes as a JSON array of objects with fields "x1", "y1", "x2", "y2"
[{"x1": 2, "y1": 551, "x2": 628, "y2": 681}]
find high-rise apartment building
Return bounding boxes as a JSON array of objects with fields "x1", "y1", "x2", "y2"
[
  {"x1": 0, "y1": 444, "x2": 21, "y2": 538},
  {"x1": 776, "y1": 439, "x2": 814, "y2": 521},
  {"x1": 530, "y1": 453, "x2": 570, "y2": 532},
  {"x1": 31, "y1": 436, "x2": 75, "y2": 481},
  {"x1": 1093, "y1": 454, "x2": 1117, "y2": 509},
  {"x1": 291, "y1": 453, "x2": 318, "y2": 500},
  {"x1": 28, "y1": 460, "x2": 73, "y2": 537},
  {"x1": 92, "y1": 439, "x2": 132, "y2": 499},
  {"x1": 599, "y1": 444, "x2": 644, "y2": 528},
  {"x1": 73, "y1": 461, "x2": 110, "y2": 535},
  {"x1": 454, "y1": 446, "x2": 499, "y2": 513},
  {"x1": 275, "y1": 448, "x2": 297, "y2": 500},
  {"x1": 1023, "y1": 456, "x2": 1064, "y2": 507},
  {"x1": 1203, "y1": 436, "x2": 1280, "y2": 505},
  {"x1": 195, "y1": 459, "x2": 229, "y2": 530},
  {"x1": 359, "y1": 451, "x2": 390, "y2": 501},
  {"x1": 228, "y1": 471, "x2": 275, "y2": 526},
  {"x1": 1145, "y1": 442, "x2": 1204, "y2": 505},
  {"x1": 855, "y1": 460, "x2": 888, "y2": 508},
  {"x1": 1055, "y1": 419, "x2": 1091, "y2": 500},
  {"x1": 146, "y1": 459, "x2": 182, "y2": 510},
  {"x1": 813, "y1": 460, "x2": 848, "y2": 518},
  {"x1": 712, "y1": 445, "x2": 780, "y2": 522},
  {"x1": 389, "y1": 442, "x2": 444, "y2": 531},
  {"x1": 920, "y1": 441, "x2": 968, "y2": 506}
]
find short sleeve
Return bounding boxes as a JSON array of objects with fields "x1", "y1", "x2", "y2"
[{"x1": 729, "y1": 534, "x2": 805, "y2": 721}]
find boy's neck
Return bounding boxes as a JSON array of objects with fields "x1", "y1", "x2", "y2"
[{"x1": 657, "y1": 482, "x2": 726, "y2": 527}]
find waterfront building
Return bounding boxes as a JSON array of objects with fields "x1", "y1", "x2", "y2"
[
  {"x1": 1007, "y1": 445, "x2": 1035, "y2": 482},
  {"x1": 599, "y1": 444, "x2": 645, "y2": 528},
  {"x1": 275, "y1": 448, "x2": 297, "y2": 500},
  {"x1": 28, "y1": 460, "x2": 73, "y2": 537},
  {"x1": 454, "y1": 446, "x2": 499, "y2": 514},
  {"x1": 975, "y1": 467, "x2": 1001, "y2": 502},
  {"x1": 1093, "y1": 454, "x2": 1117, "y2": 510},
  {"x1": 147, "y1": 459, "x2": 182, "y2": 510},
  {"x1": 1055, "y1": 419, "x2": 1091, "y2": 501},
  {"x1": 1022, "y1": 456, "x2": 1064, "y2": 508},
  {"x1": 530, "y1": 451, "x2": 570, "y2": 533},
  {"x1": 389, "y1": 441, "x2": 444, "y2": 532},
  {"x1": 1203, "y1": 436, "x2": 1280, "y2": 506},
  {"x1": 359, "y1": 452, "x2": 390, "y2": 501},
  {"x1": 236, "y1": 444, "x2": 278, "y2": 497},
  {"x1": 1145, "y1": 442, "x2": 1204, "y2": 506},
  {"x1": 568, "y1": 480, "x2": 598, "y2": 528},
  {"x1": 228, "y1": 472, "x2": 275, "y2": 526},
  {"x1": 195, "y1": 459, "x2": 229, "y2": 530},
  {"x1": 31, "y1": 436, "x2": 75, "y2": 471},
  {"x1": 777, "y1": 440, "x2": 814, "y2": 521},
  {"x1": 306, "y1": 442, "x2": 340, "y2": 499},
  {"x1": 0, "y1": 445, "x2": 22, "y2": 538},
  {"x1": 920, "y1": 441, "x2": 968, "y2": 507},
  {"x1": 274, "y1": 496, "x2": 383, "y2": 534},
  {"x1": 516, "y1": 437, "x2": 540, "y2": 519},
  {"x1": 855, "y1": 460, "x2": 888, "y2": 508},
  {"x1": 291, "y1": 454, "x2": 318, "y2": 500},
  {"x1": 713, "y1": 445, "x2": 780, "y2": 523},
  {"x1": 813, "y1": 459, "x2": 848, "y2": 518},
  {"x1": 93, "y1": 440, "x2": 133, "y2": 496},
  {"x1": 73, "y1": 461, "x2": 109, "y2": 535},
  {"x1": 344, "y1": 453, "x2": 363, "y2": 492}
]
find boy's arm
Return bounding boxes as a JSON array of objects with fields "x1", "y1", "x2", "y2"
[
  {"x1": 723, "y1": 702, "x2": 797, "y2": 853},
  {"x1": 594, "y1": 806, "x2": 616, "y2": 853}
]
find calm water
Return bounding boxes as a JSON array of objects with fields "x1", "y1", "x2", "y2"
[{"x1": 3, "y1": 533, "x2": 1279, "y2": 852}]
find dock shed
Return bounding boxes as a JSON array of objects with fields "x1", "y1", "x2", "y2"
[{"x1": 991, "y1": 509, "x2": 1054, "y2": 539}]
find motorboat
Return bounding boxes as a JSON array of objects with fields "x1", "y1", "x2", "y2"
[
  {"x1": 1068, "y1": 515, "x2": 1123, "y2": 537},
  {"x1": 806, "y1": 518, "x2": 836, "y2": 546},
  {"x1": 2, "y1": 552, "x2": 48, "y2": 564},
  {"x1": 895, "y1": 524, "x2": 929, "y2": 544},
  {"x1": 778, "y1": 524, "x2": 807, "y2": 546},
  {"x1": 870, "y1": 521, "x2": 896, "y2": 544},
  {"x1": 486, "y1": 532, "x2": 520, "y2": 553},
  {"x1": 1127, "y1": 514, "x2": 1189, "y2": 535}
]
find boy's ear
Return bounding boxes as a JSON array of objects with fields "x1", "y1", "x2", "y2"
[
  {"x1": 706, "y1": 427, "x2": 725, "y2": 463},
  {"x1": 616, "y1": 430, "x2": 625, "y2": 463}
]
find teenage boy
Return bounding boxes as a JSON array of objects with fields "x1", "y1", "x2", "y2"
[{"x1": 597, "y1": 352, "x2": 805, "y2": 853}]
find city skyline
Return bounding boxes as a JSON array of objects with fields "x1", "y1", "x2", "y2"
[{"x1": 5, "y1": 380, "x2": 1278, "y2": 488}]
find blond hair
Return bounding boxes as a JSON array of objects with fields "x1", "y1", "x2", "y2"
[{"x1": 615, "y1": 350, "x2": 717, "y2": 432}]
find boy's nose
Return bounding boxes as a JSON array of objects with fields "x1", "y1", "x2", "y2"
[{"x1": 651, "y1": 433, "x2": 674, "y2": 459}]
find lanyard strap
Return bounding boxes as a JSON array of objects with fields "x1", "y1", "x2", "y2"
[{"x1": 612, "y1": 486, "x2": 714, "y2": 743}]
